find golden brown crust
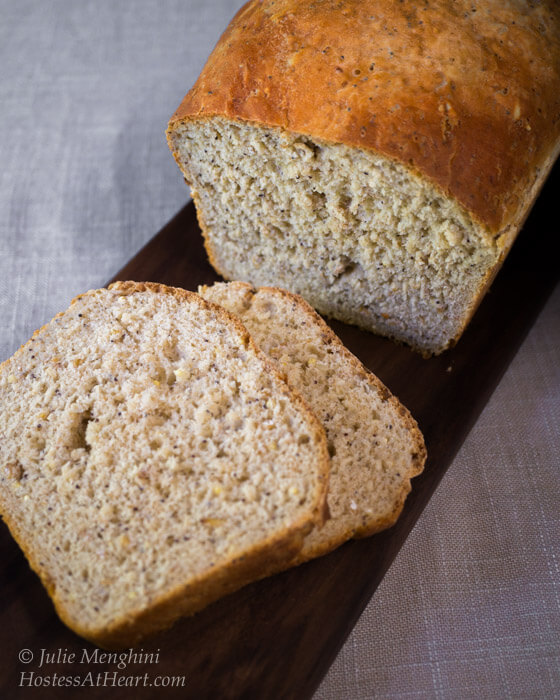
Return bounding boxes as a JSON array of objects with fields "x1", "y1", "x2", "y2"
[
  {"x1": 0, "y1": 282, "x2": 330, "y2": 649},
  {"x1": 168, "y1": 0, "x2": 560, "y2": 236}
]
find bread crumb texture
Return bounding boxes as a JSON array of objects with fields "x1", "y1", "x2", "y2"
[
  {"x1": 0, "y1": 283, "x2": 328, "y2": 645},
  {"x1": 200, "y1": 282, "x2": 426, "y2": 563},
  {"x1": 171, "y1": 118, "x2": 499, "y2": 354}
]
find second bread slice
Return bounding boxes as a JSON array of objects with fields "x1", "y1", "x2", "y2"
[{"x1": 200, "y1": 281, "x2": 426, "y2": 564}]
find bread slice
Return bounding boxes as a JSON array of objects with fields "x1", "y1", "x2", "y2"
[
  {"x1": 0, "y1": 281, "x2": 329, "y2": 648},
  {"x1": 200, "y1": 281, "x2": 426, "y2": 564}
]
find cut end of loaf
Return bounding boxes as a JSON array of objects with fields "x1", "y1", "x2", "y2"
[
  {"x1": 0, "y1": 283, "x2": 329, "y2": 646},
  {"x1": 169, "y1": 117, "x2": 501, "y2": 355}
]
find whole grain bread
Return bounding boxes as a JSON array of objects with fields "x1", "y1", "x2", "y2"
[
  {"x1": 0, "y1": 281, "x2": 329, "y2": 648},
  {"x1": 167, "y1": 0, "x2": 560, "y2": 355},
  {"x1": 200, "y1": 281, "x2": 426, "y2": 564}
]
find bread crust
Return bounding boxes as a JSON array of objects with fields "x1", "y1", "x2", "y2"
[
  {"x1": 168, "y1": 0, "x2": 560, "y2": 237},
  {"x1": 0, "y1": 282, "x2": 330, "y2": 648}
]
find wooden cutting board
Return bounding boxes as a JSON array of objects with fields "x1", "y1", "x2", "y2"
[{"x1": 1, "y1": 163, "x2": 558, "y2": 699}]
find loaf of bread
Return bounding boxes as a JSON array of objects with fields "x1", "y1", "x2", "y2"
[
  {"x1": 167, "y1": 0, "x2": 560, "y2": 355},
  {"x1": 0, "y1": 282, "x2": 329, "y2": 648},
  {"x1": 200, "y1": 281, "x2": 426, "y2": 564}
]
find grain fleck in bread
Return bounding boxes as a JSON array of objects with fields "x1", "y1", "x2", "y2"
[
  {"x1": 0, "y1": 281, "x2": 329, "y2": 648},
  {"x1": 200, "y1": 281, "x2": 426, "y2": 564},
  {"x1": 167, "y1": 0, "x2": 560, "y2": 355}
]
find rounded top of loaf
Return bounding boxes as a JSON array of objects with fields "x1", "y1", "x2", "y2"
[{"x1": 169, "y1": 0, "x2": 560, "y2": 235}]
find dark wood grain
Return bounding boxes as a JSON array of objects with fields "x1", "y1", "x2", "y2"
[{"x1": 1, "y1": 163, "x2": 558, "y2": 700}]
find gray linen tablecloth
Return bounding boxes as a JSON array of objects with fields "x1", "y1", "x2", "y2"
[{"x1": 1, "y1": 2, "x2": 558, "y2": 697}]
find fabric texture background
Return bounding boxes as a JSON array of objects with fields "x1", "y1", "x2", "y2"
[{"x1": 1, "y1": 1, "x2": 558, "y2": 697}]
